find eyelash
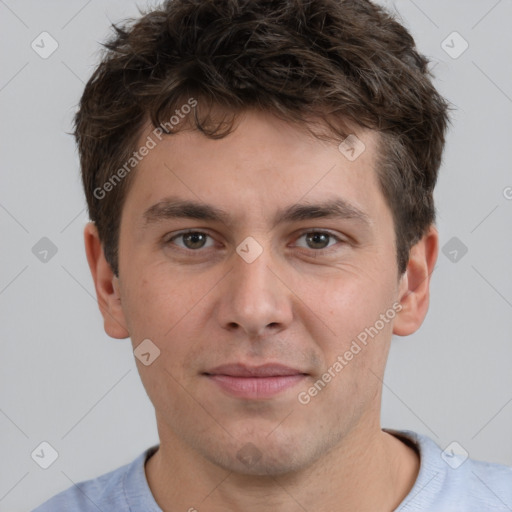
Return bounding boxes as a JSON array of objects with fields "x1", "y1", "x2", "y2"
[{"x1": 163, "y1": 229, "x2": 346, "y2": 256}]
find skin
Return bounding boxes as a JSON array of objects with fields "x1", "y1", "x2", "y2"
[{"x1": 84, "y1": 109, "x2": 438, "y2": 512}]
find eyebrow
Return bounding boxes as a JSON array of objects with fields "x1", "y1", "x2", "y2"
[{"x1": 142, "y1": 196, "x2": 372, "y2": 229}]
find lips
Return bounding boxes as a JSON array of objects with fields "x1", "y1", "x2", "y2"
[
  {"x1": 204, "y1": 363, "x2": 307, "y2": 378},
  {"x1": 203, "y1": 363, "x2": 308, "y2": 399}
]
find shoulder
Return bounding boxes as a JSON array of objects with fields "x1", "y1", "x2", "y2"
[
  {"x1": 387, "y1": 429, "x2": 512, "y2": 512},
  {"x1": 31, "y1": 446, "x2": 159, "y2": 512}
]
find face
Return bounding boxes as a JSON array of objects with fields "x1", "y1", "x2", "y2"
[{"x1": 111, "y1": 110, "x2": 407, "y2": 475}]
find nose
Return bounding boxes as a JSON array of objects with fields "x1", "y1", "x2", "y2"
[{"x1": 216, "y1": 241, "x2": 293, "y2": 339}]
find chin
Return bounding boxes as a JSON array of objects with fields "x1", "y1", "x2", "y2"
[{"x1": 200, "y1": 433, "x2": 319, "y2": 476}]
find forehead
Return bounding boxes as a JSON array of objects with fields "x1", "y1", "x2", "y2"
[{"x1": 121, "y1": 110, "x2": 388, "y2": 230}]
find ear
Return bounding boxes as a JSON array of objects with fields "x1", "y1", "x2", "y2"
[
  {"x1": 393, "y1": 225, "x2": 439, "y2": 336},
  {"x1": 83, "y1": 221, "x2": 130, "y2": 339}
]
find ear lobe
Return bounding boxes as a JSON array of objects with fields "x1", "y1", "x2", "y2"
[
  {"x1": 393, "y1": 225, "x2": 439, "y2": 337},
  {"x1": 83, "y1": 221, "x2": 130, "y2": 339}
]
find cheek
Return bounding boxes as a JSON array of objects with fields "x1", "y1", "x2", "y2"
[
  {"x1": 121, "y1": 264, "x2": 225, "y2": 382},
  {"x1": 120, "y1": 266, "x2": 196, "y2": 343},
  {"x1": 309, "y1": 268, "x2": 397, "y2": 373},
  {"x1": 321, "y1": 274, "x2": 392, "y2": 333},
  {"x1": 307, "y1": 280, "x2": 395, "y2": 412}
]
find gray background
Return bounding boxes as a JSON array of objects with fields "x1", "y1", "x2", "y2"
[{"x1": 1, "y1": 0, "x2": 511, "y2": 510}]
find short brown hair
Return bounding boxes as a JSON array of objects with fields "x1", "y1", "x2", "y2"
[{"x1": 75, "y1": 0, "x2": 451, "y2": 277}]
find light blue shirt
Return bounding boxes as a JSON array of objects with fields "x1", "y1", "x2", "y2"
[{"x1": 32, "y1": 429, "x2": 512, "y2": 511}]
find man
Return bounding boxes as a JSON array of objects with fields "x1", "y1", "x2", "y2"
[{"x1": 33, "y1": 0, "x2": 512, "y2": 510}]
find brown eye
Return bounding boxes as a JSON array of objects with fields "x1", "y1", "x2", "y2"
[
  {"x1": 305, "y1": 232, "x2": 331, "y2": 249},
  {"x1": 182, "y1": 232, "x2": 207, "y2": 249},
  {"x1": 167, "y1": 231, "x2": 214, "y2": 250},
  {"x1": 295, "y1": 231, "x2": 341, "y2": 251}
]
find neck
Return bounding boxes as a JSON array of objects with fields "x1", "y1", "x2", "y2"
[{"x1": 145, "y1": 424, "x2": 420, "y2": 512}]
